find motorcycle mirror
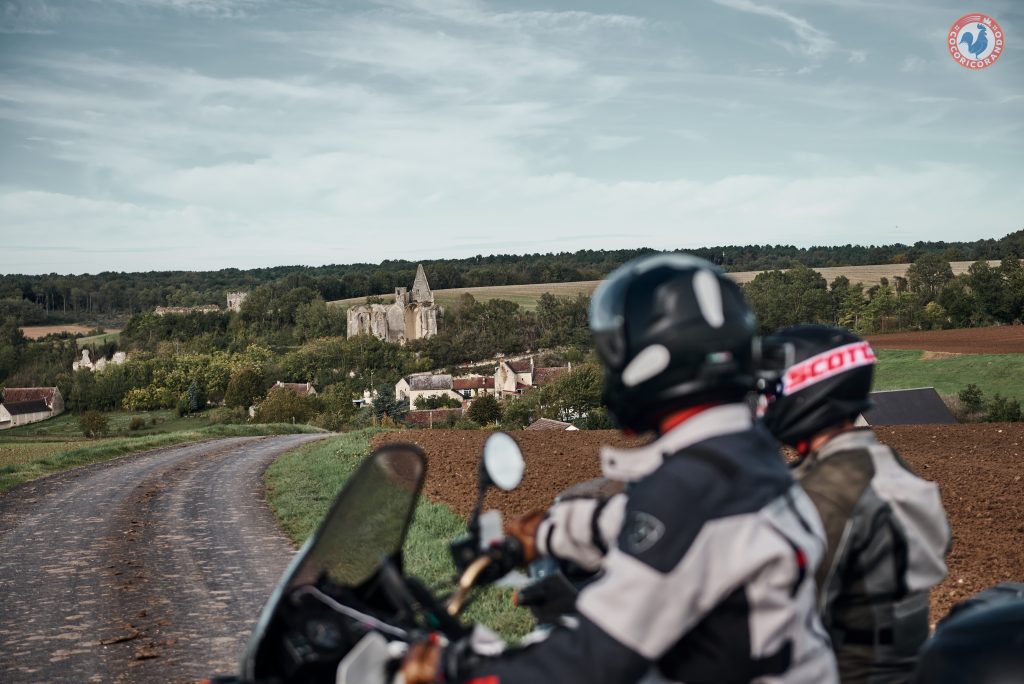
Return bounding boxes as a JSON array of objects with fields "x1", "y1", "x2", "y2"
[{"x1": 481, "y1": 432, "x2": 525, "y2": 491}]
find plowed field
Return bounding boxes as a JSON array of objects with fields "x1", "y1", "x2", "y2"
[
  {"x1": 868, "y1": 326, "x2": 1024, "y2": 354},
  {"x1": 373, "y1": 424, "x2": 1024, "y2": 620}
]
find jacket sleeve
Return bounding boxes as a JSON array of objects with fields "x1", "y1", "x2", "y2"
[
  {"x1": 535, "y1": 494, "x2": 626, "y2": 571},
  {"x1": 458, "y1": 459, "x2": 789, "y2": 683}
]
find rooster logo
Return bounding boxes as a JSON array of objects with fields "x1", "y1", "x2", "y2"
[
  {"x1": 959, "y1": 23, "x2": 989, "y2": 59},
  {"x1": 947, "y1": 13, "x2": 1004, "y2": 70}
]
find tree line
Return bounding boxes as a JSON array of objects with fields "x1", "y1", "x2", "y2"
[{"x1": 3, "y1": 231, "x2": 1022, "y2": 323}]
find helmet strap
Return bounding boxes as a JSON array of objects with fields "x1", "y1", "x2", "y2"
[{"x1": 659, "y1": 403, "x2": 719, "y2": 435}]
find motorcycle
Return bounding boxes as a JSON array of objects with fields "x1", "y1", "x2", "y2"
[{"x1": 205, "y1": 431, "x2": 529, "y2": 684}]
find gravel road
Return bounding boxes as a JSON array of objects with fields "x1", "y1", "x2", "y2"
[{"x1": 0, "y1": 433, "x2": 327, "y2": 683}]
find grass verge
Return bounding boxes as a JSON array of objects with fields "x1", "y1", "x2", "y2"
[
  {"x1": 874, "y1": 349, "x2": 1024, "y2": 403},
  {"x1": 265, "y1": 430, "x2": 535, "y2": 641},
  {"x1": 0, "y1": 423, "x2": 324, "y2": 494}
]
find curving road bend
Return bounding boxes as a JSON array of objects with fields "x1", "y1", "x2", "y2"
[{"x1": 0, "y1": 433, "x2": 327, "y2": 683}]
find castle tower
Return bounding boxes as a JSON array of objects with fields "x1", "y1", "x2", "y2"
[{"x1": 410, "y1": 264, "x2": 433, "y2": 305}]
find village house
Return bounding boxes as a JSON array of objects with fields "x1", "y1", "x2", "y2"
[
  {"x1": 395, "y1": 374, "x2": 464, "y2": 409},
  {"x1": 494, "y1": 356, "x2": 570, "y2": 398},
  {"x1": 395, "y1": 356, "x2": 572, "y2": 410},
  {"x1": 452, "y1": 375, "x2": 495, "y2": 400},
  {"x1": 0, "y1": 387, "x2": 65, "y2": 430}
]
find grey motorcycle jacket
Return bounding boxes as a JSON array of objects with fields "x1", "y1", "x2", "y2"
[
  {"x1": 458, "y1": 404, "x2": 838, "y2": 684},
  {"x1": 792, "y1": 429, "x2": 951, "y2": 684}
]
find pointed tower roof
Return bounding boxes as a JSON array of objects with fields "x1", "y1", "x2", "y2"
[{"x1": 410, "y1": 264, "x2": 433, "y2": 304}]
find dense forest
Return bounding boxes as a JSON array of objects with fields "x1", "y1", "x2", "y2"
[{"x1": 2, "y1": 231, "x2": 1022, "y2": 323}]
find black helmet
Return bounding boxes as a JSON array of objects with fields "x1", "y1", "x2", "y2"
[
  {"x1": 758, "y1": 325, "x2": 875, "y2": 446},
  {"x1": 589, "y1": 253, "x2": 757, "y2": 434}
]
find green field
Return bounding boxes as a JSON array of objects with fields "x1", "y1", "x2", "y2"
[
  {"x1": 873, "y1": 349, "x2": 1024, "y2": 402},
  {"x1": 76, "y1": 331, "x2": 121, "y2": 347},
  {"x1": 265, "y1": 430, "x2": 534, "y2": 641},
  {"x1": 328, "y1": 261, "x2": 994, "y2": 312},
  {"x1": 0, "y1": 410, "x2": 324, "y2": 493}
]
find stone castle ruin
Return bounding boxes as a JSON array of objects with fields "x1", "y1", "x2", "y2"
[{"x1": 347, "y1": 265, "x2": 440, "y2": 344}]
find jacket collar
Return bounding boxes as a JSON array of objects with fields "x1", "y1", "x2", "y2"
[
  {"x1": 813, "y1": 427, "x2": 878, "y2": 462},
  {"x1": 600, "y1": 403, "x2": 753, "y2": 481}
]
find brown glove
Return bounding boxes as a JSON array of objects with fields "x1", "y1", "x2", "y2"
[
  {"x1": 506, "y1": 510, "x2": 546, "y2": 565},
  {"x1": 402, "y1": 636, "x2": 443, "y2": 684}
]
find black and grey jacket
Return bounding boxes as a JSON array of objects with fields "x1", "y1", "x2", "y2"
[
  {"x1": 459, "y1": 404, "x2": 838, "y2": 684},
  {"x1": 792, "y1": 429, "x2": 951, "y2": 684}
]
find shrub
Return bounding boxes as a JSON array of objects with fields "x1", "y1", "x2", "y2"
[
  {"x1": 415, "y1": 394, "x2": 462, "y2": 410},
  {"x1": 984, "y1": 394, "x2": 1022, "y2": 423},
  {"x1": 958, "y1": 384, "x2": 985, "y2": 413},
  {"x1": 209, "y1": 406, "x2": 247, "y2": 425},
  {"x1": 128, "y1": 416, "x2": 146, "y2": 431},
  {"x1": 253, "y1": 387, "x2": 315, "y2": 424},
  {"x1": 79, "y1": 410, "x2": 109, "y2": 438},
  {"x1": 467, "y1": 395, "x2": 502, "y2": 425}
]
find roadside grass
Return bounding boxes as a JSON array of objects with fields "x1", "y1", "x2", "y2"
[
  {"x1": 874, "y1": 349, "x2": 1024, "y2": 403},
  {"x1": 1, "y1": 409, "x2": 213, "y2": 440},
  {"x1": 265, "y1": 430, "x2": 535, "y2": 641},
  {"x1": 0, "y1": 422, "x2": 324, "y2": 494}
]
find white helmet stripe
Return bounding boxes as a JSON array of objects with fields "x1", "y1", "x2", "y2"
[
  {"x1": 693, "y1": 269, "x2": 725, "y2": 329},
  {"x1": 781, "y1": 341, "x2": 876, "y2": 396}
]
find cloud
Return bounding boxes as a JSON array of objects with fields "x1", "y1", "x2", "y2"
[
  {"x1": 713, "y1": 0, "x2": 836, "y2": 58},
  {"x1": 901, "y1": 55, "x2": 927, "y2": 72}
]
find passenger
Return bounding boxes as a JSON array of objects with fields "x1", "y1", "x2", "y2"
[
  {"x1": 758, "y1": 325, "x2": 952, "y2": 684},
  {"x1": 405, "y1": 254, "x2": 838, "y2": 683}
]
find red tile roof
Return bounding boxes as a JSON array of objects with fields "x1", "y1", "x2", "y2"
[
  {"x1": 2, "y1": 387, "x2": 58, "y2": 405},
  {"x1": 532, "y1": 367, "x2": 568, "y2": 386},
  {"x1": 453, "y1": 376, "x2": 494, "y2": 391},
  {"x1": 507, "y1": 359, "x2": 533, "y2": 373}
]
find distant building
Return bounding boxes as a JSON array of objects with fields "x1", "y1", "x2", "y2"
[
  {"x1": 154, "y1": 304, "x2": 220, "y2": 316},
  {"x1": 452, "y1": 375, "x2": 495, "y2": 400},
  {"x1": 0, "y1": 387, "x2": 64, "y2": 430},
  {"x1": 73, "y1": 349, "x2": 128, "y2": 372},
  {"x1": 495, "y1": 356, "x2": 570, "y2": 398},
  {"x1": 855, "y1": 388, "x2": 955, "y2": 426},
  {"x1": 526, "y1": 418, "x2": 579, "y2": 431},
  {"x1": 227, "y1": 291, "x2": 249, "y2": 312},
  {"x1": 347, "y1": 264, "x2": 440, "y2": 344},
  {"x1": 395, "y1": 374, "x2": 463, "y2": 409}
]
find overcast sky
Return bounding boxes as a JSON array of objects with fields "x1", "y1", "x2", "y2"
[{"x1": 1, "y1": 0, "x2": 1021, "y2": 275}]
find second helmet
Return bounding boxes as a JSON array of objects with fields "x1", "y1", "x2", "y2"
[{"x1": 589, "y1": 253, "x2": 757, "y2": 434}]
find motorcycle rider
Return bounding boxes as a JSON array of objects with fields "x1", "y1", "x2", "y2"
[
  {"x1": 758, "y1": 324, "x2": 952, "y2": 683},
  {"x1": 406, "y1": 253, "x2": 838, "y2": 683}
]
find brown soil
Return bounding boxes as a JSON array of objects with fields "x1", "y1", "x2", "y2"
[
  {"x1": 868, "y1": 326, "x2": 1024, "y2": 354},
  {"x1": 19, "y1": 325, "x2": 122, "y2": 339},
  {"x1": 373, "y1": 424, "x2": 1024, "y2": 620}
]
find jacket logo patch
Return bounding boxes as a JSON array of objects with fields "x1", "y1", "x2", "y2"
[{"x1": 624, "y1": 511, "x2": 664, "y2": 554}]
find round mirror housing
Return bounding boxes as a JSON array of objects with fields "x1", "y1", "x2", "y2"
[{"x1": 482, "y1": 432, "x2": 525, "y2": 491}]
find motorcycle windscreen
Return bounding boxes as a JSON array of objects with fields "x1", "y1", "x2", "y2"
[
  {"x1": 240, "y1": 443, "x2": 426, "y2": 677},
  {"x1": 286, "y1": 443, "x2": 426, "y2": 589}
]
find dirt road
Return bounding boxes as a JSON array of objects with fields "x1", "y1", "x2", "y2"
[{"x1": 0, "y1": 434, "x2": 325, "y2": 683}]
